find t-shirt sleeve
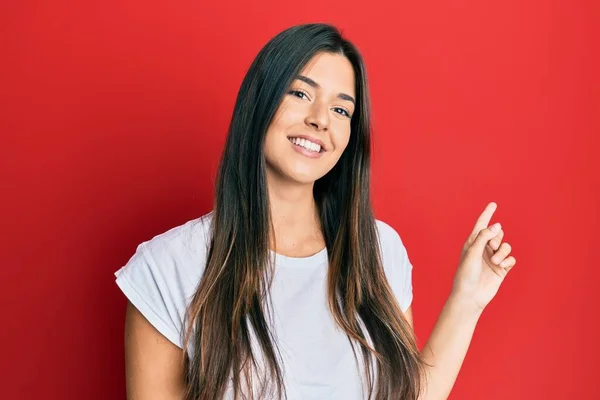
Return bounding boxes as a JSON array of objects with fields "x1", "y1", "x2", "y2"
[
  {"x1": 390, "y1": 232, "x2": 414, "y2": 313},
  {"x1": 377, "y1": 220, "x2": 414, "y2": 313},
  {"x1": 114, "y1": 242, "x2": 185, "y2": 348}
]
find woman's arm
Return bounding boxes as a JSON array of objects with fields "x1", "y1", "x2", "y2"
[
  {"x1": 410, "y1": 203, "x2": 516, "y2": 400},
  {"x1": 416, "y1": 294, "x2": 482, "y2": 400},
  {"x1": 124, "y1": 301, "x2": 187, "y2": 399}
]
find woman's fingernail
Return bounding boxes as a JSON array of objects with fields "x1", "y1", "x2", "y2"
[{"x1": 491, "y1": 223, "x2": 500, "y2": 232}]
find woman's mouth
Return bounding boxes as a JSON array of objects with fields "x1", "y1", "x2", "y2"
[{"x1": 288, "y1": 137, "x2": 325, "y2": 158}]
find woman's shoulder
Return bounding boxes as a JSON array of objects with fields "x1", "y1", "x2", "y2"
[
  {"x1": 114, "y1": 211, "x2": 214, "y2": 348},
  {"x1": 373, "y1": 217, "x2": 410, "y2": 263},
  {"x1": 374, "y1": 218, "x2": 406, "y2": 251},
  {"x1": 140, "y1": 211, "x2": 213, "y2": 269}
]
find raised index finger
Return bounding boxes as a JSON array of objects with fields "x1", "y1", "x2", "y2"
[{"x1": 470, "y1": 202, "x2": 497, "y2": 236}]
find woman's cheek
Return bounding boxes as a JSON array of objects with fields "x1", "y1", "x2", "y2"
[{"x1": 332, "y1": 129, "x2": 351, "y2": 153}]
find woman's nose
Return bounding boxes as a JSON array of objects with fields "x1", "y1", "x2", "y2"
[{"x1": 305, "y1": 102, "x2": 329, "y2": 131}]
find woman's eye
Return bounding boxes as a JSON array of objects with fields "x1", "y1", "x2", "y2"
[
  {"x1": 334, "y1": 107, "x2": 351, "y2": 118},
  {"x1": 289, "y1": 90, "x2": 307, "y2": 100},
  {"x1": 288, "y1": 90, "x2": 351, "y2": 118}
]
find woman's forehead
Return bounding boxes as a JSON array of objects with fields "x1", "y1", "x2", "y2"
[{"x1": 297, "y1": 53, "x2": 355, "y2": 98}]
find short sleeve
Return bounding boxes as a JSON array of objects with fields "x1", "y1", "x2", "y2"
[
  {"x1": 376, "y1": 220, "x2": 414, "y2": 313},
  {"x1": 114, "y1": 242, "x2": 184, "y2": 348},
  {"x1": 391, "y1": 233, "x2": 414, "y2": 313}
]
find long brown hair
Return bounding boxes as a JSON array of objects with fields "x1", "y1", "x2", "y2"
[{"x1": 181, "y1": 23, "x2": 429, "y2": 399}]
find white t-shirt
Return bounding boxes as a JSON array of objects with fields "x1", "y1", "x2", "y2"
[{"x1": 114, "y1": 211, "x2": 414, "y2": 399}]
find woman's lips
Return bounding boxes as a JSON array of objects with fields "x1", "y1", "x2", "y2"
[{"x1": 288, "y1": 138, "x2": 324, "y2": 158}]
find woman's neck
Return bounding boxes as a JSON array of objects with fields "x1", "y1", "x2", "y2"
[{"x1": 266, "y1": 171, "x2": 325, "y2": 257}]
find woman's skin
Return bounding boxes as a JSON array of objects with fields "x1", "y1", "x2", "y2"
[
  {"x1": 263, "y1": 52, "x2": 355, "y2": 260},
  {"x1": 122, "y1": 52, "x2": 516, "y2": 399}
]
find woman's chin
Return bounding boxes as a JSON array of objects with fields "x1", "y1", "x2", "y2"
[
  {"x1": 288, "y1": 175, "x2": 318, "y2": 185},
  {"x1": 265, "y1": 163, "x2": 326, "y2": 185},
  {"x1": 285, "y1": 169, "x2": 323, "y2": 185}
]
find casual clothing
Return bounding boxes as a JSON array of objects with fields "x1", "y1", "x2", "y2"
[{"x1": 114, "y1": 211, "x2": 414, "y2": 399}]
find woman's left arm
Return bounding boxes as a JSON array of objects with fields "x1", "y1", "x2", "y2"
[
  {"x1": 409, "y1": 202, "x2": 517, "y2": 400},
  {"x1": 414, "y1": 293, "x2": 482, "y2": 400}
]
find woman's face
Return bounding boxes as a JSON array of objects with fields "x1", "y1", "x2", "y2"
[{"x1": 264, "y1": 52, "x2": 356, "y2": 184}]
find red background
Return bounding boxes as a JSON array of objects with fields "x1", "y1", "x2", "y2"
[{"x1": 2, "y1": 1, "x2": 598, "y2": 398}]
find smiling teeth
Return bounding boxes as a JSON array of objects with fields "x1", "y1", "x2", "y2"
[{"x1": 290, "y1": 137, "x2": 321, "y2": 153}]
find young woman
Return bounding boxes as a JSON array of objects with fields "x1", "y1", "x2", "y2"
[{"x1": 114, "y1": 23, "x2": 516, "y2": 400}]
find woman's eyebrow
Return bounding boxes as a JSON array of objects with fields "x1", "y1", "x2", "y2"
[{"x1": 295, "y1": 75, "x2": 356, "y2": 105}]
